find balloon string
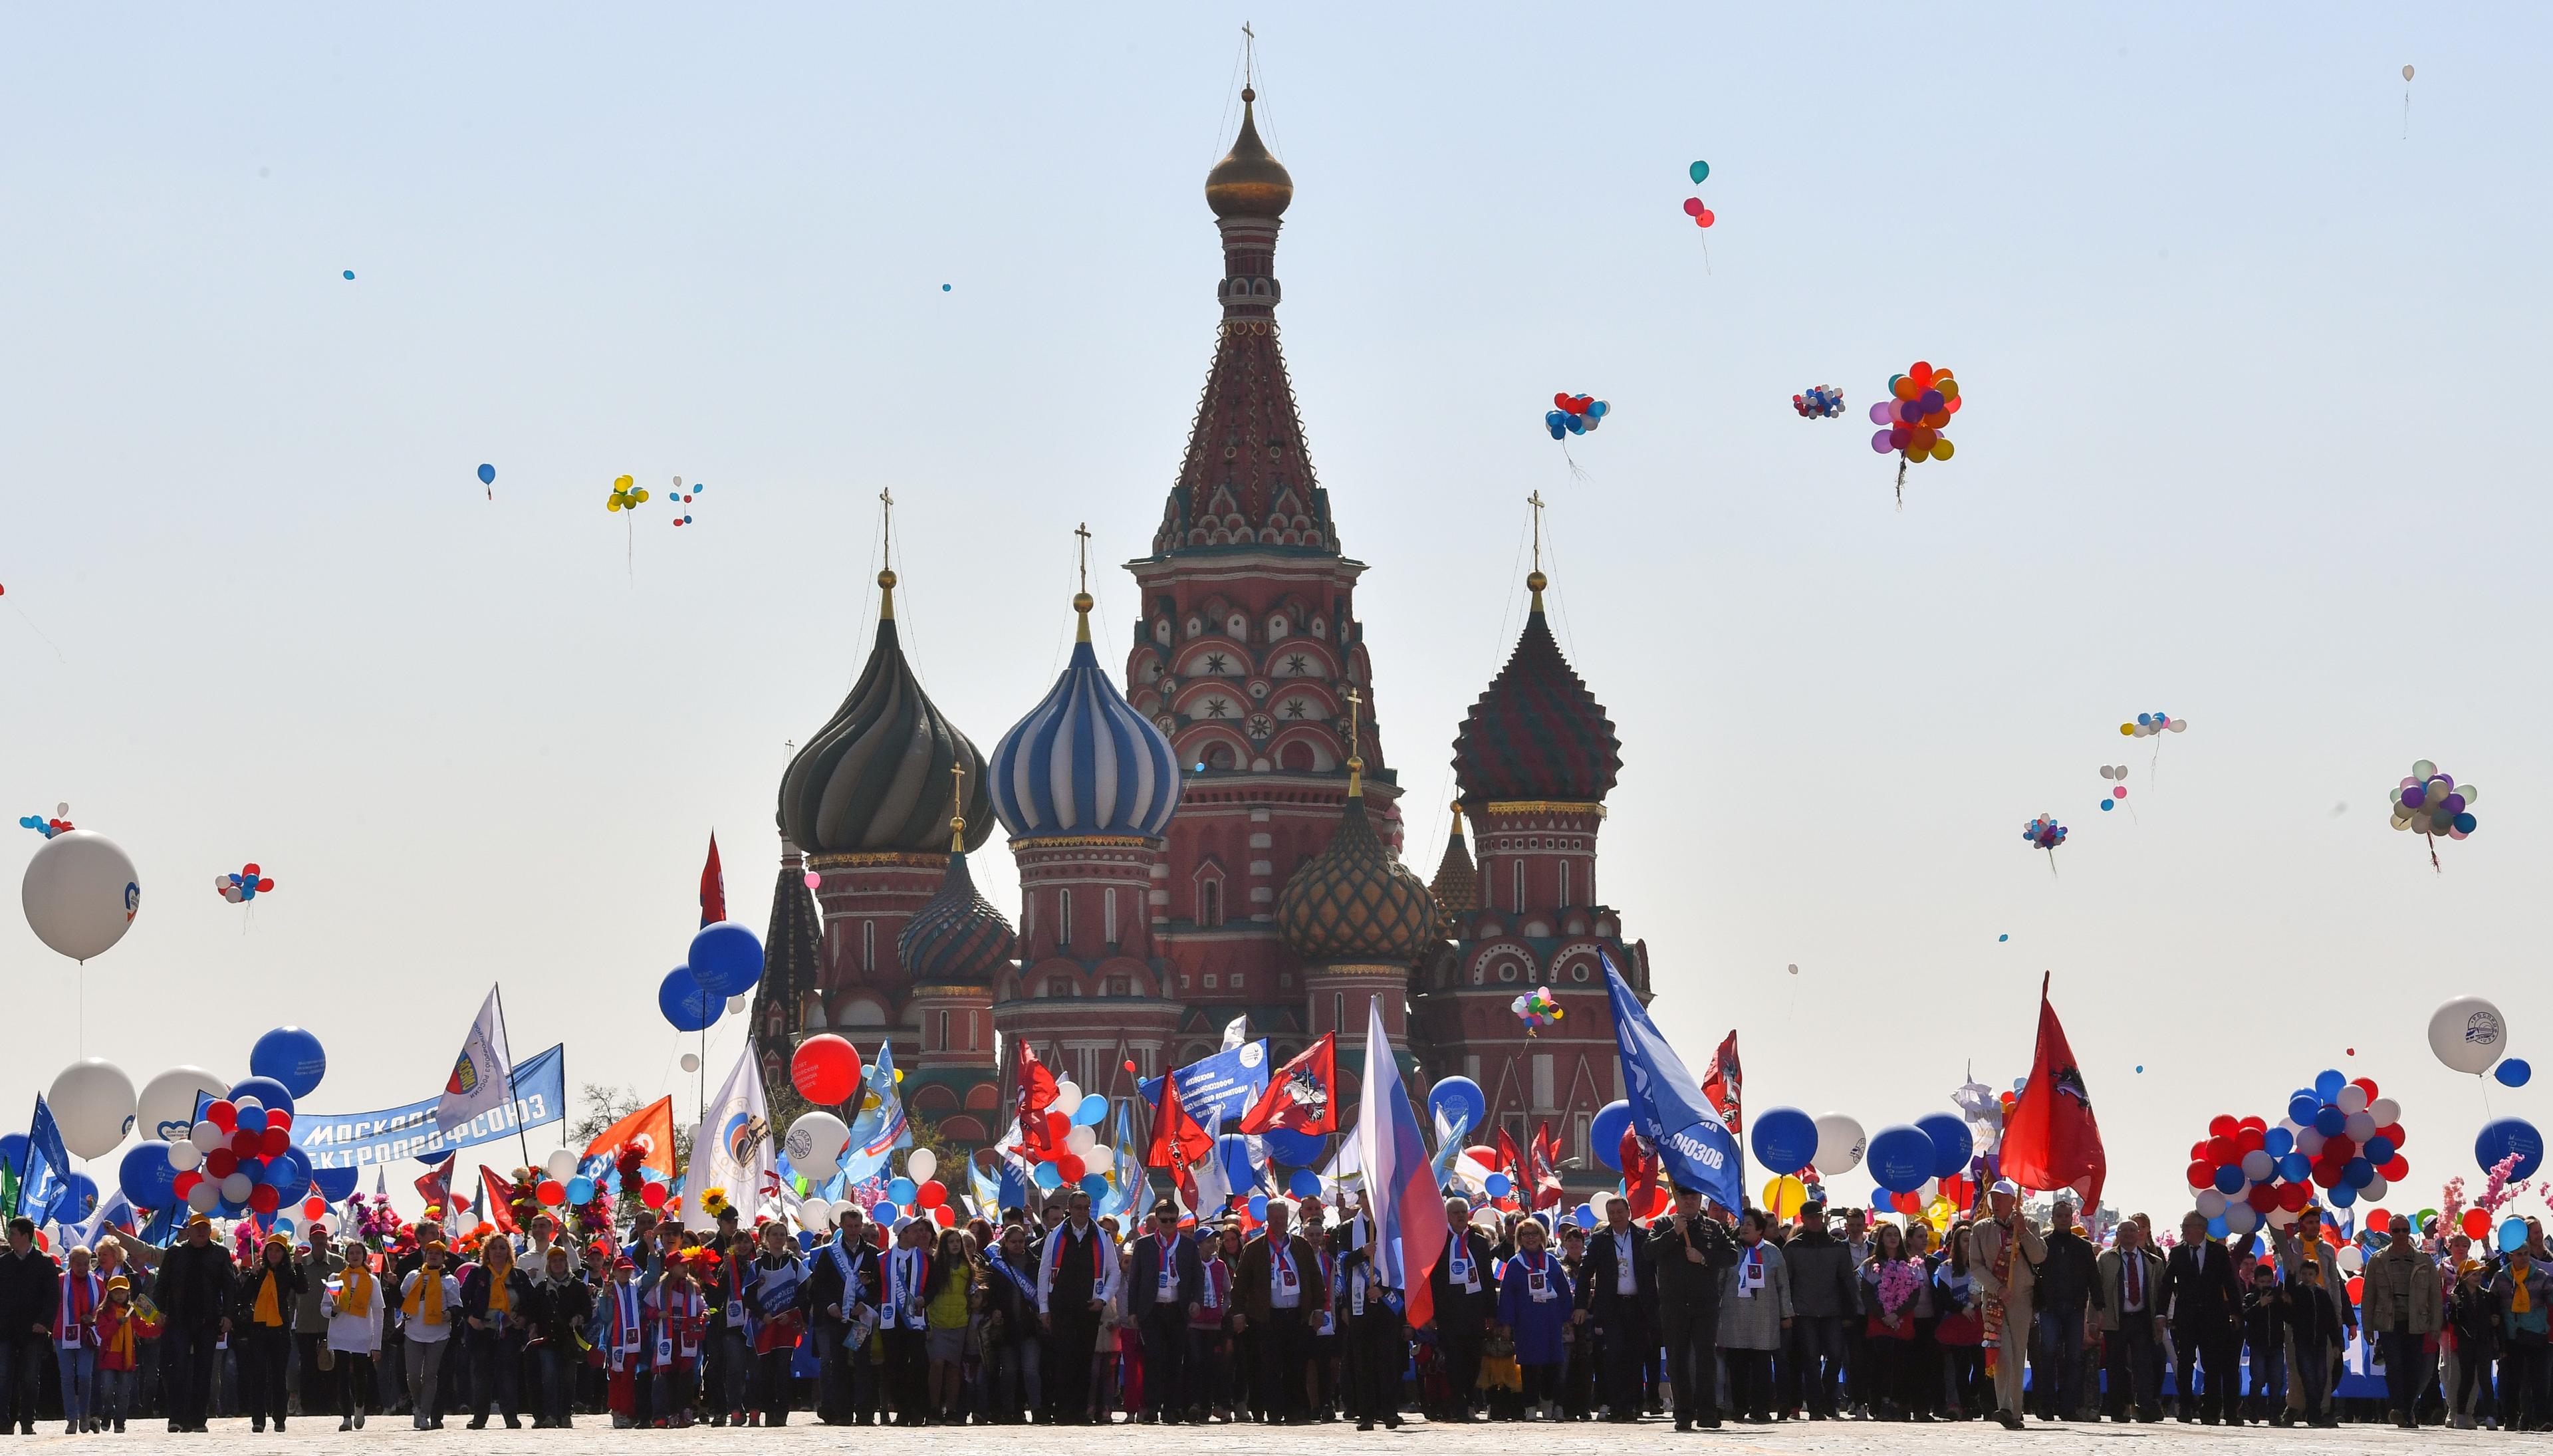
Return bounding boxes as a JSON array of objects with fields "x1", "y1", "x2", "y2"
[
  {"x1": 2403, "y1": 88, "x2": 2411, "y2": 142},
  {"x1": 1563, "y1": 443, "x2": 1592, "y2": 485},
  {"x1": 2430, "y1": 833, "x2": 2442, "y2": 874},
  {"x1": 2046, "y1": 849, "x2": 2058, "y2": 880},
  {"x1": 11, "y1": 606, "x2": 65, "y2": 663},
  {"x1": 1697, "y1": 233, "x2": 1713, "y2": 277},
  {"x1": 1894, "y1": 457, "x2": 1907, "y2": 510}
]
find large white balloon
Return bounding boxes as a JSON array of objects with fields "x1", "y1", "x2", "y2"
[
  {"x1": 1811, "y1": 1113, "x2": 1867, "y2": 1175},
  {"x1": 905, "y1": 1148, "x2": 938, "y2": 1184},
  {"x1": 543, "y1": 1149, "x2": 580, "y2": 1184},
  {"x1": 2431, "y1": 996, "x2": 2509, "y2": 1074},
  {"x1": 21, "y1": 831, "x2": 141, "y2": 963},
  {"x1": 785, "y1": 1111, "x2": 850, "y2": 1169},
  {"x1": 136, "y1": 1066, "x2": 229, "y2": 1144},
  {"x1": 49, "y1": 1059, "x2": 136, "y2": 1159},
  {"x1": 2223, "y1": 1202, "x2": 2260, "y2": 1236},
  {"x1": 2195, "y1": 1187, "x2": 2229, "y2": 1219}
]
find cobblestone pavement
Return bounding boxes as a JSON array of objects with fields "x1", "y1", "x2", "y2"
[{"x1": 2, "y1": 1415, "x2": 2463, "y2": 1453}]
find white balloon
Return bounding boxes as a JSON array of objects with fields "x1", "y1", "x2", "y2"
[
  {"x1": 2364, "y1": 1173, "x2": 2389, "y2": 1201},
  {"x1": 679, "y1": 1053, "x2": 701, "y2": 1074},
  {"x1": 2430, "y1": 996, "x2": 2509, "y2": 1075},
  {"x1": 2336, "y1": 1085, "x2": 2370, "y2": 1115},
  {"x1": 2240, "y1": 1151, "x2": 2275, "y2": 1183},
  {"x1": 1052, "y1": 1080, "x2": 1082, "y2": 1112},
  {"x1": 185, "y1": 1182, "x2": 220, "y2": 1213},
  {"x1": 2337, "y1": 1245, "x2": 2365, "y2": 1274},
  {"x1": 49, "y1": 1058, "x2": 137, "y2": 1160},
  {"x1": 727, "y1": 994, "x2": 751, "y2": 1014},
  {"x1": 2296, "y1": 1128, "x2": 2327, "y2": 1157},
  {"x1": 232, "y1": 1096, "x2": 263, "y2": 1115},
  {"x1": 2266, "y1": 1207, "x2": 2298, "y2": 1229},
  {"x1": 1065, "y1": 1126, "x2": 1098, "y2": 1155},
  {"x1": 1082, "y1": 1146, "x2": 1114, "y2": 1174},
  {"x1": 166, "y1": 1139, "x2": 203, "y2": 1173},
  {"x1": 905, "y1": 1148, "x2": 938, "y2": 1184},
  {"x1": 785, "y1": 1111, "x2": 850, "y2": 1169},
  {"x1": 2223, "y1": 1202, "x2": 2259, "y2": 1236},
  {"x1": 136, "y1": 1066, "x2": 229, "y2": 1144},
  {"x1": 830, "y1": 1199, "x2": 863, "y2": 1227},
  {"x1": 188, "y1": 1121, "x2": 222, "y2": 1155},
  {"x1": 2344, "y1": 1111, "x2": 2377, "y2": 1143},
  {"x1": 219, "y1": 1172, "x2": 253, "y2": 1203},
  {"x1": 2195, "y1": 1188, "x2": 2229, "y2": 1219},
  {"x1": 1811, "y1": 1113, "x2": 1867, "y2": 1176},
  {"x1": 19, "y1": 831, "x2": 141, "y2": 963},
  {"x1": 2369, "y1": 1098, "x2": 2402, "y2": 1128},
  {"x1": 543, "y1": 1149, "x2": 580, "y2": 1184}
]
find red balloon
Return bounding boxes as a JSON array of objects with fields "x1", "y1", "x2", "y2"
[
  {"x1": 1695, "y1": 209, "x2": 1715, "y2": 227},
  {"x1": 2310, "y1": 1162, "x2": 2341, "y2": 1189},
  {"x1": 1681, "y1": 197, "x2": 1705, "y2": 217},
  {"x1": 2324, "y1": 1135, "x2": 2356, "y2": 1162},
  {"x1": 205, "y1": 1149, "x2": 238, "y2": 1180},
  {"x1": 790, "y1": 1034, "x2": 862, "y2": 1106},
  {"x1": 2353, "y1": 1077, "x2": 2380, "y2": 1101},
  {"x1": 257, "y1": 878, "x2": 275, "y2": 892},
  {"x1": 932, "y1": 1204, "x2": 955, "y2": 1228},
  {"x1": 537, "y1": 1179, "x2": 565, "y2": 1207},
  {"x1": 915, "y1": 1181, "x2": 947, "y2": 1209},
  {"x1": 2465, "y1": 1208, "x2": 2494, "y2": 1239},
  {"x1": 2278, "y1": 1182, "x2": 2312, "y2": 1213},
  {"x1": 2377, "y1": 1122, "x2": 2405, "y2": 1148},
  {"x1": 172, "y1": 1170, "x2": 202, "y2": 1199},
  {"x1": 1045, "y1": 1112, "x2": 1070, "y2": 1146},
  {"x1": 2366, "y1": 1209, "x2": 2393, "y2": 1234},
  {"x1": 247, "y1": 1184, "x2": 281, "y2": 1215},
  {"x1": 2184, "y1": 1160, "x2": 2213, "y2": 1189},
  {"x1": 267, "y1": 1110, "x2": 292, "y2": 1132},
  {"x1": 1890, "y1": 1190, "x2": 1925, "y2": 1216},
  {"x1": 243, "y1": 864, "x2": 261, "y2": 879},
  {"x1": 206, "y1": 1100, "x2": 237, "y2": 1133},
  {"x1": 303, "y1": 1197, "x2": 327, "y2": 1219},
  {"x1": 1909, "y1": 362, "x2": 1935, "y2": 387},
  {"x1": 2188, "y1": 1141, "x2": 2211, "y2": 1163},
  {"x1": 259, "y1": 1127, "x2": 289, "y2": 1158},
  {"x1": 2205, "y1": 1136, "x2": 2239, "y2": 1164},
  {"x1": 1057, "y1": 1154, "x2": 1086, "y2": 1183},
  {"x1": 1552, "y1": 392, "x2": 1572, "y2": 410},
  {"x1": 2382, "y1": 1155, "x2": 2409, "y2": 1181},
  {"x1": 2245, "y1": 1183, "x2": 2279, "y2": 1213},
  {"x1": 2235, "y1": 1128, "x2": 2266, "y2": 1156},
  {"x1": 2237, "y1": 1116, "x2": 2268, "y2": 1134},
  {"x1": 229, "y1": 1130, "x2": 261, "y2": 1157},
  {"x1": 640, "y1": 1181, "x2": 668, "y2": 1210},
  {"x1": 2207, "y1": 1115, "x2": 2239, "y2": 1139}
]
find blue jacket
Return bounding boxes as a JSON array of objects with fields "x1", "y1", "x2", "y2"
[{"x1": 1495, "y1": 1249, "x2": 1574, "y2": 1366}]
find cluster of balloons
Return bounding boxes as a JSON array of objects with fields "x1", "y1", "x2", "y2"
[
  {"x1": 660, "y1": 921, "x2": 765, "y2": 1031},
  {"x1": 2023, "y1": 813, "x2": 2067, "y2": 859},
  {"x1": 1791, "y1": 386, "x2": 1844, "y2": 420},
  {"x1": 604, "y1": 475, "x2": 650, "y2": 513},
  {"x1": 213, "y1": 863, "x2": 275, "y2": 904},
  {"x1": 1867, "y1": 361, "x2": 1960, "y2": 466},
  {"x1": 1544, "y1": 394, "x2": 1611, "y2": 440},
  {"x1": 161, "y1": 1094, "x2": 313, "y2": 1218},
  {"x1": 20, "y1": 828, "x2": 141, "y2": 963},
  {"x1": 2392, "y1": 761, "x2": 2478, "y2": 867},
  {"x1": 1510, "y1": 985, "x2": 1563, "y2": 1036},
  {"x1": 1680, "y1": 160, "x2": 1715, "y2": 228},
  {"x1": 2096, "y1": 764, "x2": 2130, "y2": 812},
  {"x1": 1013, "y1": 1079, "x2": 1114, "y2": 1199},
  {"x1": 18, "y1": 804, "x2": 72, "y2": 839},
  {"x1": 1749, "y1": 1106, "x2": 1871, "y2": 1179},
  {"x1": 2427, "y1": 990, "x2": 2532, "y2": 1179},
  {"x1": 2122, "y1": 711, "x2": 2187, "y2": 739},
  {"x1": 529, "y1": 1147, "x2": 601, "y2": 1210},
  {"x1": 2187, "y1": 1068, "x2": 2411, "y2": 1236},
  {"x1": 1863, "y1": 1113, "x2": 1977, "y2": 1197},
  {"x1": 113, "y1": 1029, "x2": 340, "y2": 1223},
  {"x1": 668, "y1": 477, "x2": 706, "y2": 529}
]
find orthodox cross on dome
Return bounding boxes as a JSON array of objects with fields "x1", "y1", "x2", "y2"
[
  {"x1": 1526, "y1": 490, "x2": 1550, "y2": 610},
  {"x1": 949, "y1": 761, "x2": 968, "y2": 854},
  {"x1": 876, "y1": 487, "x2": 900, "y2": 614},
  {"x1": 1344, "y1": 685, "x2": 1366, "y2": 791},
  {"x1": 1072, "y1": 521, "x2": 1096, "y2": 642},
  {"x1": 1074, "y1": 521, "x2": 1092, "y2": 595},
  {"x1": 1241, "y1": 21, "x2": 1256, "y2": 88}
]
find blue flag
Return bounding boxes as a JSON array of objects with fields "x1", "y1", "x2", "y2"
[
  {"x1": 1603, "y1": 952, "x2": 1745, "y2": 1212},
  {"x1": 16, "y1": 1096, "x2": 72, "y2": 1225},
  {"x1": 842, "y1": 1042, "x2": 912, "y2": 1181},
  {"x1": 1138, "y1": 1040, "x2": 1271, "y2": 1129}
]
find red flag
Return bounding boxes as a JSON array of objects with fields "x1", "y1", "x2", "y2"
[
  {"x1": 1145, "y1": 1071, "x2": 1215, "y2": 1208},
  {"x1": 699, "y1": 833, "x2": 727, "y2": 927},
  {"x1": 1494, "y1": 1128, "x2": 1526, "y2": 1203},
  {"x1": 479, "y1": 1165, "x2": 521, "y2": 1236},
  {"x1": 1529, "y1": 1123, "x2": 1565, "y2": 1211},
  {"x1": 414, "y1": 1153, "x2": 456, "y2": 1215},
  {"x1": 1238, "y1": 1032, "x2": 1337, "y2": 1136},
  {"x1": 1700, "y1": 1029, "x2": 1743, "y2": 1134},
  {"x1": 2000, "y1": 972, "x2": 2107, "y2": 1209},
  {"x1": 1015, "y1": 1042, "x2": 1060, "y2": 1152},
  {"x1": 1620, "y1": 1127, "x2": 1667, "y2": 1220}
]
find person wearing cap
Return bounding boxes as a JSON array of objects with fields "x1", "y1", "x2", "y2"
[
  {"x1": 398, "y1": 1240, "x2": 463, "y2": 1429},
  {"x1": 1126, "y1": 1199, "x2": 1201, "y2": 1423},
  {"x1": 322, "y1": 1237, "x2": 384, "y2": 1430},
  {"x1": 600, "y1": 1255, "x2": 648, "y2": 1427},
  {"x1": 1653, "y1": 1187, "x2": 1738, "y2": 1430},
  {"x1": 1968, "y1": 1181, "x2": 2044, "y2": 1431},
  {"x1": 152, "y1": 1215, "x2": 233, "y2": 1432},
  {"x1": 233, "y1": 1231, "x2": 303, "y2": 1433},
  {"x1": 1428, "y1": 1196, "x2": 1498, "y2": 1421},
  {"x1": 94, "y1": 1272, "x2": 143, "y2": 1433}
]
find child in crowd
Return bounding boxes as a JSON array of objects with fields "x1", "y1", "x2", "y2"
[
  {"x1": 2240, "y1": 1261, "x2": 2286, "y2": 1425},
  {"x1": 92, "y1": 1276, "x2": 146, "y2": 1434}
]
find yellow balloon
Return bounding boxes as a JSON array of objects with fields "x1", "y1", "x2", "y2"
[
  {"x1": 606, "y1": 497, "x2": 622, "y2": 513},
  {"x1": 1761, "y1": 1174, "x2": 1808, "y2": 1220},
  {"x1": 1930, "y1": 439, "x2": 1955, "y2": 462},
  {"x1": 1935, "y1": 378, "x2": 1959, "y2": 402},
  {"x1": 632, "y1": 488, "x2": 650, "y2": 503},
  {"x1": 614, "y1": 475, "x2": 634, "y2": 490},
  {"x1": 2120, "y1": 723, "x2": 2136, "y2": 736}
]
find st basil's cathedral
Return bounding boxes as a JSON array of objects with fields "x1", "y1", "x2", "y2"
[{"x1": 749, "y1": 88, "x2": 1657, "y2": 1188}]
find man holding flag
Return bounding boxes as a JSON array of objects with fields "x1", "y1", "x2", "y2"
[{"x1": 1352, "y1": 995, "x2": 1447, "y2": 1402}]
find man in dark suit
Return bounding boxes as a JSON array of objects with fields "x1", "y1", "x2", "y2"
[
  {"x1": 1235, "y1": 1200, "x2": 1328, "y2": 1424},
  {"x1": 2159, "y1": 1212, "x2": 2243, "y2": 1425},
  {"x1": 1649, "y1": 1188, "x2": 1739, "y2": 1430},
  {"x1": 1427, "y1": 1198, "x2": 1499, "y2": 1421},
  {"x1": 1577, "y1": 1195, "x2": 1659, "y2": 1422},
  {"x1": 1128, "y1": 1200, "x2": 1204, "y2": 1423},
  {"x1": 804, "y1": 1210, "x2": 882, "y2": 1425},
  {"x1": 1330, "y1": 1195, "x2": 1405, "y2": 1431}
]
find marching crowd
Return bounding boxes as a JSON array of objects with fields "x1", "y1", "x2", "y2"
[{"x1": 0, "y1": 1171, "x2": 2544, "y2": 1435}]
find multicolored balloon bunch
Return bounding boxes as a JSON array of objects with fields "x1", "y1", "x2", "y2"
[
  {"x1": 214, "y1": 863, "x2": 274, "y2": 904},
  {"x1": 1544, "y1": 394, "x2": 1611, "y2": 440},
  {"x1": 2096, "y1": 764, "x2": 2129, "y2": 812},
  {"x1": 668, "y1": 477, "x2": 706, "y2": 529},
  {"x1": 604, "y1": 474, "x2": 650, "y2": 513},
  {"x1": 1511, "y1": 985, "x2": 1564, "y2": 1036},
  {"x1": 2185, "y1": 1068, "x2": 2409, "y2": 1237},
  {"x1": 1681, "y1": 160, "x2": 1714, "y2": 229},
  {"x1": 2122, "y1": 711, "x2": 2187, "y2": 739},
  {"x1": 1792, "y1": 386, "x2": 1845, "y2": 420},
  {"x1": 17, "y1": 804, "x2": 72, "y2": 839},
  {"x1": 2391, "y1": 760, "x2": 2478, "y2": 870},
  {"x1": 1868, "y1": 361, "x2": 1960, "y2": 463},
  {"x1": 166, "y1": 1095, "x2": 310, "y2": 1218},
  {"x1": 2022, "y1": 812, "x2": 2067, "y2": 862}
]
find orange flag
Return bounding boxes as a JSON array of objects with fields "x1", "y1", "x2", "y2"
[{"x1": 1999, "y1": 973, "x2": 2107, "y2": 1209}]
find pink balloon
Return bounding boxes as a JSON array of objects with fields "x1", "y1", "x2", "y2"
[
  {"x1": 1681, "y1": 197, "x2": 1705, "y2": 217},
  {"x1": 802, "y1": 871, "x2": 821, "y2": 890}
]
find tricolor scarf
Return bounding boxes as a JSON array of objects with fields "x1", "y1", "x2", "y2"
[
  {"x1": 1982, "y1": 1220, "x2": 2020, "y2": 1376},
  {"x1": 607, "y1": 1281, "x2": 644, "y2": 1356},
  {"x1": 1736, "y1": 1244, "x2": 1766, "y2": 1297},
  {"x1": 647, "y1": 1284, "x2": 703, "y2": 1369},
  {"x1": 55, "y1": 1272, "x2": 100, "y2": 1348}
]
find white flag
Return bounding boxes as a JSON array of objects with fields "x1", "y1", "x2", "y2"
[
  {"x1": 433, "y1": 987, "x2": 515, "y2": 1136},
  {"x1": 683, "y1": 1044, "x2": 774, "y2": 1233},
  {"x1": 1187, "y1": 1112, "x2": 1231, "y2": 1218},
  {"x1": 1221, "y1": 1015, "x2": 1249, "y2": 1052}
]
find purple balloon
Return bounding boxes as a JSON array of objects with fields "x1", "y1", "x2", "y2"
[
  {"x1": 1918, "y1": 389, "x2": 1945, "y2": 413},
  {"x1": 2445, "y1": 793, "x2": 2467, "y2": 815},
  {"x1": 1868, "y1": 401, "x2": 1894, "y2": 425},
  {"x1": 1870, "y1": 429, "x2": 1893, "y2": 453}
]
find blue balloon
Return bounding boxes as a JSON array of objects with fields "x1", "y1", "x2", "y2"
[
  {"x1": 237, "y1": 1106, "x2": 268, "y2": 1135},
  {"x1": 1247, "y1": 1193, "x2": 1268, "y2": 1222},
  {"x1": 2477, "y1": 1118, "x2": 2546, "y2": 1181},
  {"x1": 1573, "y1": 1202, "x2": 1596, "y2": 1230},
  {"x1": 2499, "y1": 1059, "x2": 2534, "y2": 1089},
  {"x1": 887, "y1": 1177, "x2": 918, "y2": 1204},
  {"x1": 1080, "y1": 1174, "x2": 1109, "y2": 1200},
  {"x1": 2287, "y1": 1094, "x2": 2322, "y2": 1125},
  {"x1": 687, "y1": 921, "x2": 765, "y2": 997},
  {"x1": 1288, "y1": 1169, "x2": 1321, "y2": 1198},
  {"x1": 250, "y1": 1026, "x2": 328, "y2": 1099},
  {"x1": 2278, "y1": 1152, "x2": 2312, "y2": 1181},
  {"x1": 2207, "y1": 1215, "x2": 2229, "y2": 1238},
  {"x1": 2314, "y1": 1105, "x2": 2348, "y2": 1137},
  {"x1": 1544, "y1": 412, "x2": 1567, "y2": 441},
  {"x1": 1262, "y1": 1127, "x2": 1326, "y2": 1167},
  {"x1": 2506, "y1": 1217, "x2": 2532, "y2": 1254},
  {"x1": 2262, "y1": 1128, "x2": 2294, "y2": 1157},
  {"x1": 477, "y1": 463, "x2": 496, "y2": 486},
  {"x1": 0, "y1": 1135, "x2": 22, "y2": 1177},
  {"x1": 1485, "y1": 1172, "x2": 1513, "y2": 1199},
  {"x1": 2212, "y1": 1164, "x2": 2247, "y2": 1195},
  {"x1": 227, "y1": 1076, "x2": 295, "y2": 1117},
  {"x1": 1072, "y1": 1094, "x2": 1109, "y2": 1128},
  {"x1": 1915, "y1": 1113, "x2": 1974, "y2": 1179},
  {"x1": 1751, "y1": 1106, "x2": 1818, "y2": 1175},
  {"x1": 1590, "y1": 1100, "x2": 1634, "y2": 1171},
  {"x1": 118, "y1": 1146, "x2": 179, "y2": 1209},
  {"x1": 2364, "y1": 1135, "x2": 2396, "y2": 1164},
  {"x1": 659, "y1": 967, "x2": 720, "y2": 1032},
  {"x1": 2329, "y1": 1183, "x2": 2357, "y2": 1209},
  {"x1": 2455, "y1": 812, "x2": 2478, "y2": 834},
  {"x1": 1216, "y1": 1134, "x2": 1259, "y2": 1191},
  {"x1": 57, "y1": 1173, "x2": 98, "y2": 1219},
  {"x1": 1868, "y1": 1125, "x2": 1935, "y2": 1194},
  {"x1": 564, "y1": 1174, "x2": 595, "y2": 1205},
  {"x1": 312, "y1": 1165, "x2": 360, "y2": 1204},
  {"x1": 2344, "y1": 1157, "x2": 2375, "y2": 1189},
  {"x1": 2314, "y1": 1069, "x2": 2347, "y2": 1101},
  {"x1": 270, "y1": 1145, "x2": 313, "y2": 1193},
  {"x1": 1030, "y1": 1161, "x2": 1061, "y2": 1192},
  {"x1": 1429, "y1": 1078, "x2": 1488, "y2": 1138}
]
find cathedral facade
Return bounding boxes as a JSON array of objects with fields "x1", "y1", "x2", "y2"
[{"x1": 749, "y1": 88, "x2": 1653, "y2": 1182}]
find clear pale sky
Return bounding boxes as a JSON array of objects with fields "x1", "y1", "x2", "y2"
[{"x1": 5, "y1": 5, "x2": 2548, "y2": 1221}]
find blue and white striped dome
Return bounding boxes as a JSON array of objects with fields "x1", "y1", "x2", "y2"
[{"x1": 989, "y1": 600, "x2": 1181, "y2": 842}]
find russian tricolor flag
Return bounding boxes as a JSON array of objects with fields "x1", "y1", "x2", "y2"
[{"x1": 1357, "y1": 996, "x2": 1449, "y2": 1329}]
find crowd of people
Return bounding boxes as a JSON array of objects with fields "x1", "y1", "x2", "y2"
[{"x1": 0, "y1": 1171, "x2": 2543, "y2": 1434}]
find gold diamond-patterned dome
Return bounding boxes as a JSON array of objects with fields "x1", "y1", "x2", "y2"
[{"x1": 1277, "y1": 790, "x2": 1441, "y2": 965}]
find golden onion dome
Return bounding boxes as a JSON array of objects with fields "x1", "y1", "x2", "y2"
[
  {"x1": 1277, "y1": 790, "x2": 1441, "y2": 965},
  {"x1": 1205, "y1": 88, "x2": 1294, "y2": 219}
]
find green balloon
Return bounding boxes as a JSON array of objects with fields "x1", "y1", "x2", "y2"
[{"x1": 1689, "y1": 160, "x2": 1710, "y2": 183}]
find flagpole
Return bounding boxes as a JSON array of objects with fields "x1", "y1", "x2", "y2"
[{"x1": 495, "y1": 982, "x2": 534, "y2": 1171}]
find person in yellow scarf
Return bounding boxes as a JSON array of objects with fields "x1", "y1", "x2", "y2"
[
  {"x1": 92, "y1": 1276, "x2": 142, "y2": 1434},
  {"x1": 400, "y1": 1242, "x2": 462, "y2": 1430},
  {"x1": 324, "y1": 1237, "x2": 385, "y2": 1431},
  {"x1": 463, "y1": 1237, "x2": 534, "y2": 1429},
  {"x1": 232, "y1": 1234, "x2": 303, "y2": 1433}
]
